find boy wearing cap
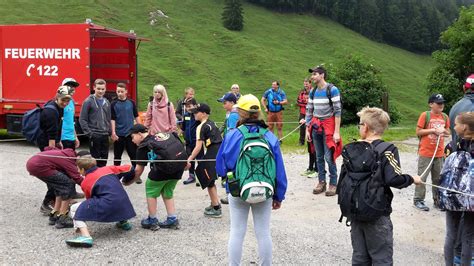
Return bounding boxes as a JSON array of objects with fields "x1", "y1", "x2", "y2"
[
  {"x1": 413, "y1": 93, "x2": 450, "y2": 211},
  {"x1": 185, "y1": 104, "x2": 223, "y2": 218},
  {"x1": 60, "y1": 78, "x2": 80, "y2": 150},
  {"x1": 79, "y1": 79, "x2": 112, "y2": 167},
  {"x1": 218, "y1": 92, "x2": 239, "y2": 135}
]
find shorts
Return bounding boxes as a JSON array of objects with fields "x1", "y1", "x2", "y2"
[
  {"x1": 41, "y1": 171, "x2": 76, "y2": 200},
  {"x1": 195, "y1": 144, "x2": 219, "y2": 189},
  {"x1": 267, "y1": 111, "x2": 283, "y2": 130},
  {"x1": 146, "y1": 179, "x2": 178, "y2": 199}
]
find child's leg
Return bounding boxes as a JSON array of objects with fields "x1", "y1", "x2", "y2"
[
  {"x1": 459, "y1": 212, "x2": 474, "y2": 266},
  {"x1": 161, "y1": 180, "x2": 178, "y2": 216},
  {"x1": 207, "y1": 184, "x2": 220, "y2": 206},
  {"x1": 113, "y1": 136, "x2": 125, "y2": 166},
  {"x1": 350, "y1": 221, "x2": 371, "y2": 265},
  {"x1": 53, "y1": 196, "x2": 62, "y2": 213},
  {"x1": 162, "y1": 197, "x2": 176, "y2": 216},
  {"x1": 362, "y1": 216, "x2": 394, "y2": 265},
  {"x1": 146, "y1": 198, "x2": 158, "y2": 217},
  {"x1": 69, "y1": 202, "x2": 90, "y2": 237},
  {"x1": 228, "y1": 195, "x2": 250, "y2": 265},
  {"x1": 444, "y1": 211, "x2": 462, "y2": 265},
  {"x1": 59, "y1": 199, "x2": 71, "y2": 215}
]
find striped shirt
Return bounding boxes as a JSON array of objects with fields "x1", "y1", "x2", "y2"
[{"x1": 305, "y1": 83, "x2": 342, "y2": 125}]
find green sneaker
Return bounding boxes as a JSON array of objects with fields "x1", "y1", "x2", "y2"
[
  {"x1": 300, "y1": 169, "x2": 312, "y2": 176},
  {"x1": 307, "y1": 171, "x2": 317, "y2": 178},
  {"x1": 204, "y1": 207, "x2": 222, "y2": 218},
  {"x1": 65, "y1": 236, "x2": 93, "y2": 248},
  {"x1": 116, "y1": 220, "x2": 132, "y2": 231}
]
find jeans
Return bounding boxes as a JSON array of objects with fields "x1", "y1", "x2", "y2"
[
  {"x1": 89, "y1": 134, "x2": 109, "y2": 167},
  {"x1": 113, "y1": 135, "x2": 137, "y2": 167},
  {"x1": 444, "y1": 211, "x2": 474, "y2": 266},
  {"x1": 228, "y1": 196, "x2": 272, "y2": 266},
  {"x1": 312, "y1": 130, "x2": 337, "y2": 185}
]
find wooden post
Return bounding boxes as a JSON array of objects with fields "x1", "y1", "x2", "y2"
[{"x1": 382, "y1": 92, "x2": 389, "y2": 112}]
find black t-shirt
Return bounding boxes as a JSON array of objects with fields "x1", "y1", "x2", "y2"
[{"x1": 196, "y1": 119, "x2": 222, "y2": 147}]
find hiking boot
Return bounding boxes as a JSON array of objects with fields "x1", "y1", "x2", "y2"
[
  {"x1": 325, "y1": 185, "x2": 337, "y2": 196},
  {"x1": 312, "y1": 182, "x2": 327, "y2": 194},
  {"x1": 414, "y1": 201, "x2": 430, "y2": 211},
  {"x1": 116, "y1": 220, "x2": 132, "y2": 231},
  {"x1": 183, "y1": 175, "x2": 196, "y2": 185},
  {"x1": 40, "y1": 202, "x2": 54, "y2": 216},
  {"x1": 49, "y1": 212, "x2": 59, "y2": 225},
  {"x1": 307, "y1": 171, "x2": 317, "y2": 178},
  {"x1": 72, "y1": 192, "x2": 85, "y2": 200},
  {"x1": 220, "y1": 195, "x2": 229, "y2": 205},
  {"x1": 158, "y1": 216, "x2": 179, "y2": 229},
  {"x1": 55, "y1": 214, "x2": 74, "y2": 229},
  {"x1": 204, "y1": 206, "x2": 222, "y2": 218},
  {"x1": 65, "y1": 236, "x2": 93, "y2": 248},
  {"x1": 141, "y1": 216, "x2": 159, "y2": 230}
]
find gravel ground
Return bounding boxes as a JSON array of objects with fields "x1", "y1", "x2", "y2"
[{"x1": 0, "y1": 141, "x2": 444, "y2": 265}]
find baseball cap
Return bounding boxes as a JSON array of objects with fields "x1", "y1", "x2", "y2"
[
  {"x1": 194, "y1": 103, "x2": 211, "y2": 114},
  {"x1": 428, "y1": 93, "x2": 445, "y2": 104},
  {"x1": 128, "y1": 124, "x2": 148, "y2": 136},
  {"x1": 234, "y1": 94, "x2": 261, "y2": 113},
  {"x1": 184, "y1": 98, "x2": 197, "y2": 106},
  {"x1": 308, "y1": 65, "x2": 326, "y2": 74},
  {"x1": 464, "y1": 74, "x2": 474, "y2": 92},
  {"x1": 217, "y1": 92, "x2": 237, "y2": 103},
  {"x1": 61, "y1": 78, "x2": 80, "y2": 88},
  {"x1": 56, "y1": 86, "x2": 73, "y2": 99}
]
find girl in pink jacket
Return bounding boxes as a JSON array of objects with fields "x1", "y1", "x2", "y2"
[{"x1": 144, "y1": 84, "x2": 177, "y2": 135}]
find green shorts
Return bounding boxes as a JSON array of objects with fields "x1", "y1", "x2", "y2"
[{"x1": 145, "y1": 179, "x2": 178, "y2": 199}]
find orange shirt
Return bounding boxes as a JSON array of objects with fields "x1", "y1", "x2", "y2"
[{"x1": 417, "y1": 111, "x2": 450, "y2": 157}]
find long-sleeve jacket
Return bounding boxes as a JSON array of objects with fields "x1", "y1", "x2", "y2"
[
  {"x1": 38, "y1": 101, "x2": 63, "y2": 145},
  {"x1": 79, "y1": 95, "x2": 111, "y2": 136},
  {"x1": 144, "y1": 98, "x2": 177, "y2": 135},
  {"x1": 216, "y1": 124, "x2": 288, "y2": 202}
]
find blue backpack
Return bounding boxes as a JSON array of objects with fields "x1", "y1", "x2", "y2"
[{"x1": 22, "y1": 104, "x2": 58, "y2": 144}]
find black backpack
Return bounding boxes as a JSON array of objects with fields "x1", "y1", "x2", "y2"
[
  {"x1": 336, "y1": 141, "x2": 393, "y2": 225},
  {"x1": 141, "y1": 132, "x2": 187, "y2": 176}
]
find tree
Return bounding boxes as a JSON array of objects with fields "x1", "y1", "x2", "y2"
[
  {"x1": 426, "y1": 5, "x2": 474, "y2": 110},
  {"x1": 222, "y1": 0, "x2": 244, "y2": 31}
]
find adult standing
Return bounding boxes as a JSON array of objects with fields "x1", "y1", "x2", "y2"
[
  {"x1": 261, "y1": 81, "x2": 287, "y2": 140},
  {"x1": 79, "y1": 79, "x2": 111, "y2": 167},
  {"x1": 230, "y1": 84, "x2": 241, "y2": 101},
  {"x1": 297, "y1": 78, "x2": 312, "y2": 145},
  {"x1": 60, "y1": 78, "x2": 80, "y2": 150},
  {"x1": 448, "y1": 74, "x2": 474, "y2": 146},
  {"x1": 144, "y1": 84, "x2": 177, "y2": 135},
  {"x1": 305, "y1": 66, "x2": 342, "y2": 196}
]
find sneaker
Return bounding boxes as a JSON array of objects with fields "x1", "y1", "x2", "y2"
[
  {"x1": 313, "y1": 182, "x2": 327, "y2": 194},
  {"x1": 141, "y1": 216, "x2": 159, "y2": 230},
  {"x1": 49, "y1": 212, "x2": 59, "y2": 225},
  {"x1": 183, "y1": 175, "x2": 196, "y2": 185},
  {"x1": 71, "y1": 192, "x2": 85, "y2": 199},
  {"x1": 135, "y1": 178, "x2": 143, "y2": 184},
  {"x1": 40, "y1": 202, "x2": 54, "y2": 216},
  {"x1": 414, "y1": 201, "x2": 430, "y2": 211},
  {"x1": 300, "y1": 169, "x2": 312, "y2": 176},
  {"x1": 158, "y1": 217, "x2": 179, "y2": 229},
  {"x1": 55, "y1": 214, "x2": 74, "y2": 229},
  {"x1": 204, "y1": 204, "x2": 222, "y2": 212},
  {"x1": 325, "y1": 185, "x2": 337, "y2": 196},
  {"x1": 116, "y1": 220, "x2": 132, "y2": 231},
  {"x1": 204, "y1": 207, "x2": 222, "y2": 218},
  {"x1": 220, "y1": 195, "x2": 229, "y2": 205},
  {"x1": 65, "y1": 236, "x2": 93, "y2": 248},
  {"x1": 307, "y1": 171, "x2": 317, "y2": 178}
]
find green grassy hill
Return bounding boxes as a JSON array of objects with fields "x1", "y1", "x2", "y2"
[{"x1": 0, "y1": 0, "x2": 433, "y2": 130}]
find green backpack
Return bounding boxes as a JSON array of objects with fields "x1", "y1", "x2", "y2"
[{"x1": 235, "y1": 125, "x2": 277, "y2": 204}]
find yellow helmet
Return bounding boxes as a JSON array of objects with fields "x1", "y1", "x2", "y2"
[{"x1": 234, "y1": 94, "x2": 261, "y2": 113}]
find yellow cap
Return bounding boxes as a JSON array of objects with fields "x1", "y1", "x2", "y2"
[{"x1": 234, "y1": 94, "x2": 261, "y2": 113}]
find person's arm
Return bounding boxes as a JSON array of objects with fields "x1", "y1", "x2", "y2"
[
  {"x1": 334, "y1": 116, "x2": 341, "y2": 143},
  {"x1": 268, "y1": 132, "x2": 287, "y2": 209},
  {"x1": 111, "y1": 120, "x2": 118, "y2": 141},
  {"x1": 42, "y1": 108, "x2": 59, "y2": 148},
  {"x1": 64, "y1": 160, "x2": 84, "y2": 185},
  {"x1": 144, "y1": 102, "x2": 152, "y2": 128},
  {"x1": 383, "y1": 146, "x2": 417, "y2": 188},
  {"x1": 123, "y1": 164, "x2": 145, "y2": 186},
  {"x1": 279, "y1": 91, "x2": 288, "y2": 105},
  {"x1": 185, "y1": 140, "x2": 203, "y2": 170},
  {"x1": 79, "y1": 99, "x2": 91, "y2": 136},
  {"x1": 132, "y1": 100, "x2": 139, "y2": 124}
]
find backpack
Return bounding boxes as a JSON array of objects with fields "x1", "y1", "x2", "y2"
[
  {"x1": 309, "y1": 83, "x2": 341, "y2": 109},
  {"x1": 234, "y1": 125, "x2": 277, "y2": 204},
  {"x1": 141, "y1": 132, "x2": 187, "y2": 176},
  {"x1": 438, "y1": 150, "x2": 473, "y2": 212},
  {"x1": 336, "y1": 141, "x2": 393, "y2": 225},
  {"x1": 21, "y1": 104, "x2": 58, "y2": 144}
]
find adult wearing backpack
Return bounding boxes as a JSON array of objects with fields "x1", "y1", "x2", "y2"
[
  {"x1": 306, "y1": 66, "x2": 342, "y2": 196},
  {"x1": 261, "y1": 81, "x2": 287, "y2": 141},
  {"x1": 216, "y1": 94, "x2": 287, "y2": 266},
  {"x1": 448, "y1": 74, "x2": 474, "y2": 148},
  {"x1": 36, "y1": 86, "x2": 72, "y2": 214},
  {"x1": 79, "y1": 79, "x2": 111, "y2": 167}
]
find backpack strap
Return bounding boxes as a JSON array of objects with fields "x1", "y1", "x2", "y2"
[
  {"x1": 423, "y1": 111, "x2": 431, "y2": 129},
  {"x1": 373, "y1": 141, "x2": 393, "y2": 154},
  {"x1": 167, "y1": 102, "x2": 171, "y2": 125},
  {"x1": 237, "y1": 124, "x2": 267, "y2": 139},
  {"x1": 326, "y1": 83, "x2": 334, "y2": 108}
]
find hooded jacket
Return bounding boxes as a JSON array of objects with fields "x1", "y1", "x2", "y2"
[{"x1": 79, "y1": 95, "x2": 111, "y2": 136}]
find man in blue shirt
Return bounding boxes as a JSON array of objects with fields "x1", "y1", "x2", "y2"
[
  {"x1": 261, "y1": 81, "x2": 288, "y2": 140},
  {"x1": 60, "y1": 78, "x2": 80, "y2": 150}
]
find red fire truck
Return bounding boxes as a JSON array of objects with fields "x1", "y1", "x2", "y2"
[{"x1": 0, "y1": 21, "x2": 148, "y2": 133}]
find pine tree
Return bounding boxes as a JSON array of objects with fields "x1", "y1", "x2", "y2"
[{"x1": 222, "y1": 0, "x2": 244, "y2": 31}]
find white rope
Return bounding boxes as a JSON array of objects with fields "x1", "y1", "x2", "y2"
[
  {"x1": 279, "y1": 123, "x2": 304, "y2": 141},
  {"x1": 421, "y1": 181, "x2": 473, "y2": 197},
  {"x1": 419, "y1": 134, "x2": 442, "y2": 178}
]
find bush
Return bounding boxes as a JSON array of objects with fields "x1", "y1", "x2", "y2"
[
  {"x1": 222, "y1": 0, "x2": 244, "y2": 31},
  {"x1": 324, "y1": 55, "x2": 401, "y2": 125}
]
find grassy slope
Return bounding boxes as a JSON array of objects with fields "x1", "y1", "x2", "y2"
[{"x1": 0, "y1": 0, "x2": 433, "y2": 142}]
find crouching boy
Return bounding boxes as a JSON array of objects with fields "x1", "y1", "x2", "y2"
[
  {"x1": 336, "y1": 107, "x2": 421, "y2": 264},
  {"x1": 65, "y1": 152, "x2": 136, "y2": 248},
  {"x1": 26, "y1": 147, "x2": 84, "y2": 228}
]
